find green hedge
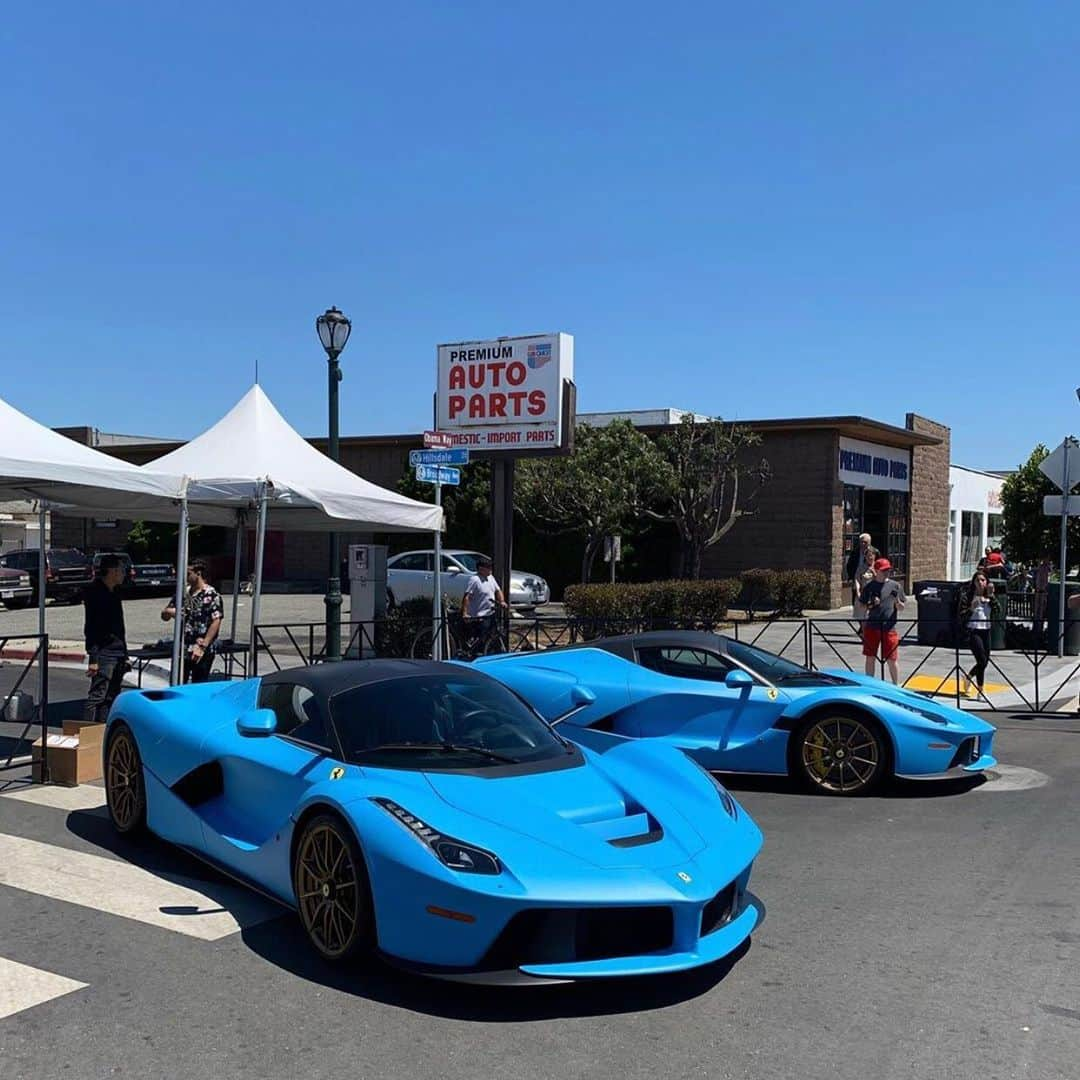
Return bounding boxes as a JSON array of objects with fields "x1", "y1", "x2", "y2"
[
  {"x1": 563, "y1": 571, "x2": 828, "y2": 623},
  {"x1": 739, "y1": 568, "x2": 828, "y2": 616},
  {"x1": 563, "y1": 579, "x2": 741, "y2": 623}
]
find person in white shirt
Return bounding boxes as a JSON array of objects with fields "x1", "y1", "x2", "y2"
[
  {"x1": 960, "y1": 570, "x2": 994, "y2": 698},
  {"x1": 462, "y1": 555, "x2": 506, "y2": 654}
]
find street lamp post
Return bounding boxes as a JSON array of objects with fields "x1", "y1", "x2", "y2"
[{"x1": 316, "y1": 305, "x2": 352, "y2": 662}]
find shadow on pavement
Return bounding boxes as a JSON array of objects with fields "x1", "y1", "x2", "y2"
[
  {"x1": 239, "y1": 915, "x2": 750, "y2": 1020},
  {"x1": 64, "y1": 805, "x2": 743, "y2": 1016},
  {"x1": 721, "y1": 771, "x2": 986, "y2": 800}
]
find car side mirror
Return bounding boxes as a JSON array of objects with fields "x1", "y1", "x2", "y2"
[
  {"x1": 553, "y1": 685, "x2": 597, "y2": 725},
  {"x1": 725, "y1": 669, "x2": 755, "y2": 690},
  {"x1": 446, "y1": 566, "x2": 462, "y2": 575},
  {"x1": 237, "y1": 708, "x2": 277, "y2": 737}
]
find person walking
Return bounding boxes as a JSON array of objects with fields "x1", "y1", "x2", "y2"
[
  {"x1": 461, "y1": 555, "x2": 507, "y2": 657},
  {"x1": 83, "y1": 554, "x2": 130, "y2": 723},
  {"x1": 859, "y1": 558, "x2": 906, "y2": 684},
  {"x1": 161, "y1": 559, "x2": 224, "y2": 683},
  {"x1": 1032, "y1": 554, "x2": 1052, "y2": 642},
  {"x1": 846, "y1": 533, "x2": 877, "y2": 622},
  {"x1": 960, "y1": 570, "x2": 995, "y2": 699}
]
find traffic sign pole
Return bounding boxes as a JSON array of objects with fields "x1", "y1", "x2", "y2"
[
  {"x1": 1058, "y1": 441, "x2": 1070, "y2": 658},
  {"x1": 433, "y1": 480, "x2": 443, "y2": 661}
]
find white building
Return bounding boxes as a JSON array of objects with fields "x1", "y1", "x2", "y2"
[{"x1": 948, "y1": 465, "x2": 1004, "y2": 580}]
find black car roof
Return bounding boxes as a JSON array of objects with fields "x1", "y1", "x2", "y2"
[
  {"x1": 589, "y1": 630, "x2": 733, "y2": 658},
  {"x1": 259, "y1": 659, "x2": 477, "y2": 696}
]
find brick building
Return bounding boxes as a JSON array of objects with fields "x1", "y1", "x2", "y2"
[{"x1": 50, "y1": 412, "x2": 949, "y2": 607}]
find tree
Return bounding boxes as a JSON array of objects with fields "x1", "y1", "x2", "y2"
[
  {"x1": 515, "y1": 420, "x2": 671, "y2": 583},
  {"x1": 1000, "y1": 444, "x2": 1080, "y2": 568},
  {"x1": 652, "y1": 414, "x2": 771, "y2": 579}
]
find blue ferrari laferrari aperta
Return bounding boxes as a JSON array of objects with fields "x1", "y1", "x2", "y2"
[
  {"x1": 474, "y1": 631, "x2": 997, "y2": 796},
  {"x1": 103, "y1": 659, "x2": 763, "y2": 983}
]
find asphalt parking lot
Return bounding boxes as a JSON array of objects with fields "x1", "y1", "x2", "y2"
[{"x1": 1, "y1": 668, "x2": 1078, "y2": 1080}]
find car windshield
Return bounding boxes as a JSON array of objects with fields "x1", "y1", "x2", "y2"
[
  {"x1": 724, "y1": 639, "x2": 814, "y2": 683},
  {"x1": 331, "y1": 672, "x2": 566, "y2": 769},
  {"x1": 452, "y1": 553, "x2": 486, "y2": 573},
  {"x1": 50, "y1": 550, "x2": 90, "y2": 569}
]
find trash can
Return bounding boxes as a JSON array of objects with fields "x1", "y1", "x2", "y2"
[
  {"x1": 915, "y1": 581, "x2": 962, "y2": 647},
  {"x1": 1045, "y1": 582, "x2": 1080, "y2": 655}
]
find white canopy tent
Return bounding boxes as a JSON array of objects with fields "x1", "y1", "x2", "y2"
[
  {"x1": 0, "y1": 394, "x2": 187, "y2": 751},
  {"x1": 146, "y1": 385, "x2": 443, "y2": 678}
]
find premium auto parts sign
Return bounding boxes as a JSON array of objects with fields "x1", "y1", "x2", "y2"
[{"x1": 436, "y1": 333, "x2": 573, "y2": 451}]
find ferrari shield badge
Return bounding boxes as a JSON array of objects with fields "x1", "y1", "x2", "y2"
[
  {"x1": 767, "y1": 688, "x2": 779, "y2": 701},
  {"x1": 330, "y1": 767, "x2": 345, "y2": 780}
]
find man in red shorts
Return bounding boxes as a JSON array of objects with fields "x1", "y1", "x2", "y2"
[{"x1": 859, "y1": 558, "x2": 906, "y2": 684}]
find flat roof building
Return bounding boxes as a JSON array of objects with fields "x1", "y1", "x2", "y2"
[{"x1": 49, "y1": 409, "x2": 950, "y2": 607}]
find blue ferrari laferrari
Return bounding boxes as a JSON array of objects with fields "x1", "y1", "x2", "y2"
[
  {"x1": 103, "y1": 659, "x2": 763, "y2": 983},
  {"x1": 474, "y1": 631, "x2": 997, "y2": 796}
]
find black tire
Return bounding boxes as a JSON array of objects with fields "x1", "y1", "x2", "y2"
[
  {"x1": 790, "y1": 710, "x2": 890, "y2": 796},
  {"x1": 105, "y1": 722, "x2": 147, "y2": 835},
  {"x1": 292, "y1": 813, "x2": 374, "y2": 963},
  {"x1": 4, "y1": 599, "x2": 32, "y2": 610}
]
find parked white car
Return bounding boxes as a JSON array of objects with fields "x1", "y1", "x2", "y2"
[{"x1": 386, "y1": 550, "x2": 550, "y2": 610}]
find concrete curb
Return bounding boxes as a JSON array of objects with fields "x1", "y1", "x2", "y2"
[{"x1": 1, "y1": 647, "x2": 86, "y2": 663}]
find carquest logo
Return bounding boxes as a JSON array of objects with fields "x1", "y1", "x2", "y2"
[{"x1": 677, "y1": 871, "x2": 692, "y2": 884}]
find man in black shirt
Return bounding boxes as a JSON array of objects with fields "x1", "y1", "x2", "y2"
[{"x1": 84, "y1": 554, "x2": 129, "y2": 723}]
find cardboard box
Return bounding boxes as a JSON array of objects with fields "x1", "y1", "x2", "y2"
[
  {"x1": 62, "y1": 719, "x2": 106, "y2": 753},
  {"x1": 31, "y1": 732, "x2": 103, "y2": 787}
]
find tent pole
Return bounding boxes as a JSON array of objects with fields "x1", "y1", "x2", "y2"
[
  {"x1": 170, "y1": 497, "x2": 190, "y2": 685},
  {"x1": 248, "y1": 483, "x2": 268, "y2": 658},
  {"x1": 37, "y1": 502, "x2": 47, "y2": 640},
  {"x1": 38, "y1": 502, "x2": 47, "y2": 724},
  {"x1": 229, "y1": 511, "x2": 244, "y2": 644}
]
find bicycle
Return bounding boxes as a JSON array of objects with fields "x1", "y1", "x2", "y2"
[{"x1": 410, "y1": 610, "x2": 535, "y2": 660}]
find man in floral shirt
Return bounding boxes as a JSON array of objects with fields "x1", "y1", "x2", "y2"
[{"x1": 161, "y1": 559, "x2": 224, "y2": 683}]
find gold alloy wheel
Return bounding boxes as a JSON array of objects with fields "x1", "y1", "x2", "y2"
[
  {"x1": 106, "y1": 727, "x2": 144, "y2": 832},
  {"x1": 800, "y1": 715, "x2": 882, "y2": 794},
  {"x1": 295, "y1": 820, "x2": 364, "y2": 960}
]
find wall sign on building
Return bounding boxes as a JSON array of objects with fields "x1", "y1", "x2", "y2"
[
  {"x1": 435, "y1": 333, "x2": 574, "y2": 452},
  {"x1": 838, "y1": 436, "x2": 911, "y2": 492}
]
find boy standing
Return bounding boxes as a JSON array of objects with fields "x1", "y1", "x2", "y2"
[{"x1": 859, "y1": 558, "x2": 906, "y2": 684}]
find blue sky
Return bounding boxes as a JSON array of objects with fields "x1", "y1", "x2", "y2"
[{"x1": 1, "y1": 2, "x2": 1077, "y2": 469}]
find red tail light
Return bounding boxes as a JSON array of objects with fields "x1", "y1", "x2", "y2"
[{"x1": 45, "y1": 568, "x2": 55, "y2": 581}]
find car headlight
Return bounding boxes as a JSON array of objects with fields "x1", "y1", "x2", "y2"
[
  {"x1": 686, "y1": 757, "x2": 738, "y2": 819},
  {"x1": 872, "y1": 694, "x2": 948, "y2": 724},
  {"x1": 373, "y1": 798, "x2": 501, "y2": 875}
]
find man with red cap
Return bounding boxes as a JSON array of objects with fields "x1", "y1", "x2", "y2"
[{"x1": 858, "y1": 558, "x2": 906, "y2": 684}]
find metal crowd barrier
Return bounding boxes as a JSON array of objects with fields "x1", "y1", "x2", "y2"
[
  {"x1": 251, "y1": 613, "x2": 1080, "y2": 715},
  {"x1": 1, "y1": 634, "x2": 49, "y2": 782}
]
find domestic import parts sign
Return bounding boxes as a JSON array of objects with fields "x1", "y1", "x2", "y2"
[{"x1": 436, "y1": 333, "x2": 573, "y2": 451}]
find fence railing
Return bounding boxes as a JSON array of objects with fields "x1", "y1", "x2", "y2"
[
  {"x1": 252, "y1": 611, "x2": 1080, "y2": 714},
  {"x1": 1, "y1": 634, "x2": 49, "y2": 782}
]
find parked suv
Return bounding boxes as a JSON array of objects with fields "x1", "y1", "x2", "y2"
[
  {"x1": 0, "y1": 548, "x2": 93, "y2": 604},
  {"x1": 387, "y1": 549, "x2": 550, "y2": 610},
  {"x1": 0, "y1": 565, "x2": 34, "y2": 609}
]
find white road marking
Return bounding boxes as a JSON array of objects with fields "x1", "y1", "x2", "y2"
[
  {"x1": 0, "y1": 956, "x2": 88, "y2": 1020},
  {"x1": 973, "y1": 764, "x2": 1052, "y2": 793},
  {"x1": 0, "y1": 785, "x2": 107, "y2": 811},
  {"x1": 0, "y1": 833, "x2": 278, "y2": 940}
]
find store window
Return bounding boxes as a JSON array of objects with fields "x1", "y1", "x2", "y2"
[
  {"x1": 960, "y1": 511, "x2": 983, "y2": 580},
  {"x1": 987, "y1": 514, "x2": 1004, "y2": 552},
  {"x1": 843, "y1": 485, "x2": 863, "y2": 560},
  {"x1": 887, "y1": 491, "x2": 909, "y2": 576}
]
